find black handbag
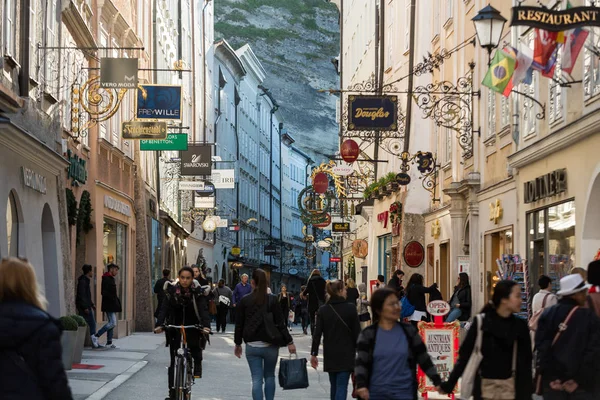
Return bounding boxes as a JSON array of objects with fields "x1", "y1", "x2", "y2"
[
  {"x1": 278, "y1": 354, "x2": 309, "y2": 390},
  {"x1": 359, "y1": 312, "x2": 371, "y2": 322},
  {"x1": 263, "y1": 295, "x2": 287, "y2": 347}
]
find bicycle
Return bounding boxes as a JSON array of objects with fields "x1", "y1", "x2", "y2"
[{"x1": 161, "y1": 324, "x2": 210, "y2": 400}]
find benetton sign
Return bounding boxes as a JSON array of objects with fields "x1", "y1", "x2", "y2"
[
  {"x1": 511, "y1": 6, "x2": 600, "y2": 32},
  {"x1": 347, "y1": 95, "x2": 398, "y2": 131},
  {"x1": 524, "y1": 169, "x2": 567, "y2": 204}
]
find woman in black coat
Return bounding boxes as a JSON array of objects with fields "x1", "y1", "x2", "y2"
[
  {"x1": 0, "y1": 257, "x2": 73, "y2": 400},
  {"x1": 301, "y1": 269, "x2": 326, "y2": 335},
  {"x1": 405, "y1": 273, "x2": 438, "y2": 326},
  {"x1": 345, "y1": 278, "x2": 359, "y2": 305},
  {"x1": 311, "y1": 280, "x2": 361, "y2": 400},
  {"x1": 446, "y1": 272, "x2": 472, "y2": 322}
]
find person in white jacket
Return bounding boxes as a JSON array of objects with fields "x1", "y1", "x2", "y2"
[{"x1": 532, "y1": 275, "x2": 558, "y2": 314}]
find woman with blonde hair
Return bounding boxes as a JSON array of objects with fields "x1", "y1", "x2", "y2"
[
  {"x1": 0, "y1": 257, "x2": 73, "y2": 399},
  {"x1": 345, "y1": 278, "x2": 359, "y2": 306}
]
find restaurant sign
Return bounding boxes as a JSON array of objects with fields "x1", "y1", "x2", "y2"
[
  {"x1": 511, "y1": 6, "x2": 600, "y2": 32},
  {"x1": 122, "y1": 121, "x2": 167, "y2": 139},
  {"x1": 347, "y1": 95, "x2": 398, "y2": 131},
  {"x1": 524, "y1": 168, "x2": 567, "y2": 204}
]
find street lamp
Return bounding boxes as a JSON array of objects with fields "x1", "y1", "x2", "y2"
[{"x1": 472, "y1": 4, "x2": 507, "y2": 64}]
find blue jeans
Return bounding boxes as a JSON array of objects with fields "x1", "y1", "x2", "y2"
[
  {"x1": 79, "y1": 308, "x2": 97, "y2": 335},
  {"x1": 446, "y1": 308, "x2": 462, "y2": 322},
  {"x1": 328, "y1": 371, "x2": 351, "y2": 400},
  {"x1": 96, "y1": 312, "x2": 117, "y2": 343},
  {"x1": 245, "y1": 344, "x2": 279, "y2": 400}
]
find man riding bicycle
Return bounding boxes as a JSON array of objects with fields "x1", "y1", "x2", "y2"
[{"x1": 154, "y1": 266, "x2": 211, "y2": 400}]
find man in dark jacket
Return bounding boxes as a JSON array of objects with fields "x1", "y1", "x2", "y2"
[
  {"x1": 387, "y1": 269, "x2": 405, "y2": 299},
  {"x1": 93, "y1": 263, "x2": 122, "y2": 348},
  {"x1": 154, "y1": 269, "x2": 171, "y2": 320},
  {"x1": 301, "y1": 269, "x2": 326, "y2": 335},
  {"x1": 76, "y1": 264, "x2": 99, "y2": 347},
  {"x1": 536, "y1": 274, "x2": 600, "y2": 399}
]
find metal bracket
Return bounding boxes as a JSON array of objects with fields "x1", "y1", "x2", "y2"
[{"x1": 511, "y1": 89, "x2": 546, "y2": 120}]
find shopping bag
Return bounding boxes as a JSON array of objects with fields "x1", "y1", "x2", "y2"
[
  {"x1": 288, "y1": 310, "x2": 295, "y2": 323},
  {"x1": 278, "y1": 354, "x2": 309, "y2": 390}
]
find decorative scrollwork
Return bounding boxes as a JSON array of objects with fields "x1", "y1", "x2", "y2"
[
  {"x1": 310, "y1": 161, "x2": 346, "y2": 199},
  {"x1": 399, "y1": 151, "x2": 440, "y2": 202},
  {"x1": 414, "y1": 49, "x2": 452, "y2": 76}
]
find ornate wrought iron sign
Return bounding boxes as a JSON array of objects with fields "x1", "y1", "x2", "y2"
[
  {"x1": 136, "y1": 85, "x2": 182, "y2": 120},
  {"x1": 348, "y1": 95, "x2": 398, "y2": 131}
]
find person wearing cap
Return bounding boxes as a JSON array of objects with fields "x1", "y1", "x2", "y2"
[{"x1": 535, "y1": 274, "x2": 600, "y2": 399}]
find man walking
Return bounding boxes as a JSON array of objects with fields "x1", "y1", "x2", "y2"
[
  {"x1": 387, "y1": 269, "x2": 405, "y2": 299},
  {"x1": 93, "y1": 263, "x2": 122, "y2": 349},
  {"x1": 213, "y1": 279, "x2": 233, "y2": 333},
  {"x1": 153, "y1": 269, "x2": 171, "y2": 320},
  {"x1": 231, "y1": 273, "x2": 252, "y2": 323},
  {"x1": 535, "y1": 274, "x2": 600, "y2": 399},
  {"x1": 76, "y1": 264, "x2": 99, "y2": 348}
]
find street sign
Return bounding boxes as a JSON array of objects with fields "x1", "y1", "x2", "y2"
[
  {"x1": 140, "y1": 133, "x2": 188, "y2": 151},
  {"x1": 330, "y1": 257, "x2": 341, "y2": 262},
  {"x1": 179, "y1": 181, "x2": 205, "y2": 191},
  {"x1": 332, "y1": 222, "x2": 350, "y2": 233},
  {"x1": 122, "y1": 121, "x2": 167, "y2": 139},
  {"x1": 136, "y1": 85, "x2": 182, "y2": 120},
  {"x1": 348, "y1": 95, "x2": 398, "y2": 131},
  {"x1": 181, "y1": 145, "x2": 212, "y2": 176},
  {"x1": 264, "y1": 245, "x2": 277, "y2": 256},
  {"x1": 100, "y1": 58, "x2": 138, "y2": 88}
]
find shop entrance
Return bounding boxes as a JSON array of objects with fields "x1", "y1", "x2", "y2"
[
  {"x1": 484, "y1": 228, "x2": 513, "y2": 302},
  {"x1": 583, "y1": 170, "x2": 600, "y2": 263},
  {"x1": 427, "y1": 244, "x2": 435, "y2": 287},
  {"x1": 439, "y1": 242, "x2": 449, "y2": 300},
  {"x1": 42, "y1": 204, "x2": 60, "y2": 317}
]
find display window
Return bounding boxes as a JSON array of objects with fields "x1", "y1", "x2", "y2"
[{"x1": 103, "y1": 218, "x2": 128, "y2": 319}]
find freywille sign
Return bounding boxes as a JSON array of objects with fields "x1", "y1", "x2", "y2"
[
  {"x1": 122, "y1": 121, "x2": 167, "y2": 139},
  {"x1": 347, "y1": 95, "x2": 398, "y2": 131},
  {"x1": 180, "y1": 145, "x2": 212, "y2": 176},
  {"x1": 511, "y1": 6, "x2": 600, "y2": 32},
  {"x1": 137, "y1": 85, "x2": 182, "y2": 120},
  {"x1": 524, "y1": 168, "x2": 567, "y2": 204},
  {"x1": 100, "y1": 58, "x2": 138, "y2": 88}
]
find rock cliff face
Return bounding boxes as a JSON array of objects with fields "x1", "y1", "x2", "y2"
[{"x1": 214, "y1": 0, "x2": 340, "y2": 164}]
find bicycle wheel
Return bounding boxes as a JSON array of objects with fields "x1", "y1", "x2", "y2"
[{"x1": 174, "y1": 356, "x2": 186, "y2": 400}]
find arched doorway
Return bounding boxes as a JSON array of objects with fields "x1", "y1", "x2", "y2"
[
  {"x1": 42, "y1": 204, "x2": 60, "y2": 317},
  {"x1": 6, "y1": 189, "x2": 24, "y2": 257},
  {"x1": 583, "y1": 169, "x2": 600, "y2": 265}
]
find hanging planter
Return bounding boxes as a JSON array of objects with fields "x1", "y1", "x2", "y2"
[
  {"x1": 389, "y1": 201, "x2": 403, "y2": 225},
  {"x1": 76, "y1": 190, "x2": 94, "y2": 245},
  {"x1": 66, "y1": 189, "x2": 78, "y2": 226}
]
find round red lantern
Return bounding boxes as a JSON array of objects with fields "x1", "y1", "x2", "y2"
[
  {"x1": 313, "y1": 172, "x2": 329, "y2": 194},
  {"x1": 340, "y1": 139, "x2": 360, "y2": 163}
]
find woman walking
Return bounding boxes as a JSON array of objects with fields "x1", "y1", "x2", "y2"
[
  {"x1": 440, "y1": 280, "x2": 533, "y2": 399},
  {"x1": 301, "y1": 269, "x2": 326, "y2": 335},
  {"x1": 278, "y1": 285, "x2": 291, "y2": 330},
  {"x1": 357, "y1": 282, "x2": 371, "y2": 329},
  {"x1": 311, "y1": 280, "x2": 360, "y2": 400},
  {"x1": 213, "y1": 279, "x2": 233, "y2": 333},
  {"x1": 354, "y1": 288, "x2": 442, "y2": 399},
  {"x1": 405, "y1": 273, "x2": 438, "y2": 326},
  {"x1": 299, "y1": 285, "x2": 310, "y2": 334},
  {"x1": 345, "y1": 278, "x2": 359, "y2": 305},
  {"x1": 234, "y1": 269, "x2": 296, "y2": 400},
  {"x1": 446, "y1": 272, "x2": 472, "y2": 323},
  {"x1": 0, "y1": 257, "x2": 73, "y2": 400}
]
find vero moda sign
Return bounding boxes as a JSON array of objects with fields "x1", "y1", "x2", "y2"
[
  {"x1": 136, "y1": 85, "x2": 182, "y2": 120},
  {"x1": 180, "y1": 145, "x2": 212, "y2": 176}
]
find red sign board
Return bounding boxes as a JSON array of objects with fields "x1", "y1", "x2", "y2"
[
  {"x1": 313, "y1": 213, "x2": 331, "y2": 228},
  {"x1": 403, "y1": 241, "x2": 425, "y2": 268},
  {"x1": 340, "y1": 139, "x2": 359, "y2": 163},
  {"x1": 330, "y1": 257, "x2": 341, "y2": 262},
  {"x1": 313, "y1": 172, "x2": 329, "y2": 194},
  {"x1": 417, "y1": 321, "x2": 460, "y2": 394}
]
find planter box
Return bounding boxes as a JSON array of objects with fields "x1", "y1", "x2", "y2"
[
  {"x1": 73, "y1": 326, "x2": 86, "y2": 364},
  {"x1": 61, "y1": 330, "x2": 78, "y2": 370}
]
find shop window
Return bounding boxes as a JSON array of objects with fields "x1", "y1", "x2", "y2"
[
  {"x1": 549, "y1": 49, "x2": 564, "y2": 124},
  {"x1": 149, "y1": 218, "x2": 162, "y2": 292},
  {"x1": 103, "y1": 218, "x2": 128, "y2": 319},
  {"x1": 6, "y1": 191, "x2": 20, "y2": 257},
  {"x1": 487, "y1": 89, "x2": 496, "y2": 137},
  {"x1": 527, "y1": 200, "x2": 575, "y2": 296},
  {"x1": 484, "y1": 228, "x2": 513, "y2": 302},
  {"x1": 501, "y1": 96, "x2": 510, "y2": 128},
  {"x1": 522, "y1": 32, "x2": 537, "y2": 137},
  {"x1": 378, "y1": 235, "x2": 392, "y2": 281},
  {"x1": 584, "y1": 0, "x2": 600, "y2": 100}
]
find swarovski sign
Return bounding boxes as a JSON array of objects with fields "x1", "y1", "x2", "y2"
[
  {"x1": 180, "y1": 145, "x2": 212, "y2": 176},
  {"x1": 524, "y1": 169, "x2": 567, "y2": 204}
]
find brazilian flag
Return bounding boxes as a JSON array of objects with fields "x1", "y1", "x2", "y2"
[{"x1": 482, "y1": 50, "x2": 516, "y2": 94}]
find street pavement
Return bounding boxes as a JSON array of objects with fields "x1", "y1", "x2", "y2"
[{"x1": 68, "y1": 323, "x2": 451, "y2": 400}]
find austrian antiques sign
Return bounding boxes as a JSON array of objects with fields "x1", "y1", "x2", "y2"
[
  {"x1": 347, "y1": 95, "x2": 398, "y2": 131},
  {"x1": 524, "y1": 169, "x2": 567, "y2": 204},
  {"x1": 122, "y1": 121, "x2": 167, "y2": 139},
  {"x1": 511, "y1": 6, "x2": 600, "y2": 32}
]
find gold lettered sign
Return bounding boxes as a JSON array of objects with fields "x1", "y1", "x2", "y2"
[
  {"x1": 511, "y1": 6, "x2": 600, "y2": 32},
  {"x1": 122, "y1": 121, "x2": 167, "y2": 139},
  {"x1": 332, "y1": 222, "x2": 350, "y2": 233},
  {"x1": 348, "y1": 95, "x2": 398, "y2": 131}
]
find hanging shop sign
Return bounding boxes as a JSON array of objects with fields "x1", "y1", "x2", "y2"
[
  {"x1": 377, "y1": 211, "x2": 389, "y2": 229},
  {"x1": 202, "y1": 218, "x2": 217, "y2": 232},
  {"x1": 216, "y1": 219, "x2": 228, "y2": 228},
  {"x1": 330, "y1": 256, "x2": 341, "y2": 262},
  {"x1": 231, "y1": 246, "x2": 241, "y2": 256},
  {"x1": 332, "y1": 164, "x2": 354, "y2": 176},
  {"x1": 510, "y1": 6, "x2": 600, "y2": 32},
  {"x1": 347, "y1": 95, "x2": 398, "y2": 131},
  {"x1": 231, "y1": 261, "x2": 244, "y2": 269},
  {"x1": 181, "y1": 145, "x2": 212, "y2": 176},
  {"x1": 122, "y1": 121, "x2": 167, "y2": 139},
  {"x1": 340, "y1": 139, "x2": 360, "y2": 163},
  {"x1": 417, "y1": 322, "x2": 460, "y2": 390},
  {"x1": 313, "y1": 213, "x2": 332, "y2": 228},
  {"x1": 403, "y1": 241, "x2": 425, "y2": 268},
  {"x1": 136, "y1": 85, "x2": 182, "y2": 120},
  {"x1": 458, "y1": 255, "x2": 470, "y2": 276},
  {"x1": 196, "y1": 181, "x2": 215, "y2": 197},
  {"x1": 22, "y1": 167, "x2": 47, "y2": 194},
  {"x1": 427, "y1": 300, "x2": 451, "y2": 317},
  {"x1": 264, "y1": 245, "x2": 277, "y2": 256},
  {"x1": 100, "y1": 58, "x2": 138, "y2": 89},
  {"x1": 66, "y1": 150, "x2": 87, "y2": 185},
  {"x1": 194, "y1": 196, "x2": 215, "y2": 209},
  {"x1": 210, "y1": 169, "x2": 235, "y2": 189},
  {"x1": 313, "y1": 172, "x2": 329, "y2": 194},
  {"x1": 489, "y1": 199, "x2": 503, "y2": 224},
  {"x1": 179, "y1": 181, "x2": 205, "y2": 191},
  {"x1": 352, "y1": 239, "x2": 369, "y2": 258},
  {"x1": 104, "y1": 195, "x2": 132, "y2": 217},
  {"x1": 523, "y1": 168, "x2": 567, "y2": 204},
  {"x1": 288, "y1": 268, "x2": 298, "y2": 275},
  {"x1": 332, "y1": 222, "x2": 350, "y2": 233},
  {"x1": 396, "y1": 172, "x2": 411, "y2": 186},
  {"x1": 140, "y1": 133, "x2": 188, "y2": 151}
]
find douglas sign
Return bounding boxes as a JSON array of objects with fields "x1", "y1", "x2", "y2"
[{"x1": 348, "y1": 95, "x2": 398, "y2": 131}]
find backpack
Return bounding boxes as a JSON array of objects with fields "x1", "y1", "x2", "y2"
[
  {"x1": 400, "y1": 295, "x2": 415, "y2": 319},
  {"x1": 529, "y1": 293, "x2": 551, "y2": 331}
]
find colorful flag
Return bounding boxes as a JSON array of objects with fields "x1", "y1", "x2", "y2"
[
  {"x1": 557, "y1": 1, "x2": 574, "y2": 44},
  {"x1": 534, "y1": 29, "x2": 559, "y2": 67},
  {"x1": 502, "y1": 46, "x2": 534, "y2": 96},
  {"x1": 542, "y1": 47, "x2": 559, "y2": 78},
  {"x1": 562, "y1": 28, "x2": 589, "y2": 75},
  {"x1": 482, "y1": 50, "x2": 516, "y2": 94}
]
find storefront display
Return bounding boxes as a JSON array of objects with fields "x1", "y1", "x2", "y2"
[
  {"x1": 103, "y1": 218, "x2": 128, "y2": 319},
  {"x1": 484, "y1": 227, "x2": 513, "y2": 301}
]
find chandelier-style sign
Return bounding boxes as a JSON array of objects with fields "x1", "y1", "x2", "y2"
[{"x1": 398, "y1": 151, "x2": 441, "y2": 203}]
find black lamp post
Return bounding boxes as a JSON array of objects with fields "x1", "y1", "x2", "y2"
[{"x1": 472, "y1": 4, "x2": 507, "y2": 65}]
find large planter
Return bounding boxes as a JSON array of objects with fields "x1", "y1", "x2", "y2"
[
  {"x1": 61, "y1": 330, "x2": 78, "y2": 370},
  {"x1": 73, "y1": 326, "x2": 86, "y2": 364}
]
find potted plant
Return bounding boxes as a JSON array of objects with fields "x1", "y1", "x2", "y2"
[
  {"x1": 377, "y1": 177, "x2": 388, "y2": 198},
  {"x1": 59, "y1": 316, "x2": 79, "y2": 370},
  {"x1": 70, "y1": 315, "x2": 87, "y2": 364},
  {"x1": 385, "y1": 172, "x2": 399, "y2": 192}
]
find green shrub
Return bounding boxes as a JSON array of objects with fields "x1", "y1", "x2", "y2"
[
  {"x1": 70, "y1": 314, "x2": 87, "y2": 327},
  {"x1": 59, "y1": 316, "x2": 79, "y2": 331},
  {"x1": 385, "y1": 172, "x2": 397, "y2": 184}
]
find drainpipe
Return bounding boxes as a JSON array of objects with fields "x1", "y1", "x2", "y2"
[
  {"x1": 403, "y1": 0, "x2": 417, "y2": 154},
  {"x1": 234, "y1": 89, "x2": 240, "y2": 247},
  {"x1": 153, "y1": 0, "x2": 161, "y2": 209},
  {"x1": 278, "y1": 122, "x2": 283, "y2": 272},
  {"x1": 19, "y1": 0, "x2": 31, "y2": 97},
  {"x1": 202, "y1": 0, "x2": 212, "y2": 143}
]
